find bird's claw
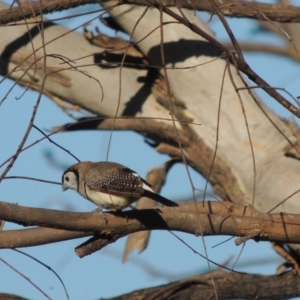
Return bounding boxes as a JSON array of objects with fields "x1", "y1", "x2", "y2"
[{"x1": 94, "y1": 207, "x2": 108, "y2": 224}]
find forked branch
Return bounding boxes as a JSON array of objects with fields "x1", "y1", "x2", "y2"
[{"x1": 1, "y1": 201, "x2": 300, "y2": 254}]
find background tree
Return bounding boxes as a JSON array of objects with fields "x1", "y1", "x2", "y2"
[{"x1": 1, "y1": 0, "x2": 300, "y2": 299}]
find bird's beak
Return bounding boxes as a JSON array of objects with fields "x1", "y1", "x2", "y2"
[{"x1": 62, "y1": 184, "x2": 68, "y2": 192}]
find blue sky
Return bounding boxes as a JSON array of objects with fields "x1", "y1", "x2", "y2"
[{"x1": 0, "y1": 2, "x2": 298, "y2": 299}]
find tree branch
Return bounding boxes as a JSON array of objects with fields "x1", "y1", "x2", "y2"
[
  {"x1": 1, "y1": 0, "x2": 300, "y2": 25},
  {"x1": 1, "y1": 201, "x2": 300, "y2": 253},
  {"x1": 0, "y1": 227, "x2": 92, "y2": 248},
  {"x1": 53, "y1": 117, "x2": 190, "y2": 148},
  {"x1": 108, "y1": 270, "x2": 300, "y2": 300}
]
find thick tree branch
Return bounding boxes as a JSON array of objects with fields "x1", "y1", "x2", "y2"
[
  {"x1": 108, "y1": 270, "x2": 300, "y2": 300},
  {"x1": 1, "y1": 201, "x2": 300, "y2": 253},
  {"x1": 1, "y1": 0, "x2": 300, "y2": 25},
  {"x1": 54, "y1": 117, "x2": 190, "y2": 148},
  {"x1": 0, "y1": 227, "x2": 92, "y2": 248}
]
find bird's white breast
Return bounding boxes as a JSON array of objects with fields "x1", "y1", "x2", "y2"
[{"x1": 85, "y1": 188, "x2": 134, "y2": 211}]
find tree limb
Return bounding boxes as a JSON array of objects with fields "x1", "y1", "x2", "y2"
[
  {"x1": 53, "y1": 117, "x2": 190, "y2": 148},
  {"x1": 1, "y1": 201, "x2": 300, "y2": 254},
  {"x1": 1, "y1": 0, "x2": 300, "y2": 25},
  {"x1": 107, "y1": 270, "x2": 300, "y2": 300}
]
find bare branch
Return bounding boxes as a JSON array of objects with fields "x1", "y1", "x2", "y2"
[
  {"x1": 108, "y1": 270, "x2": 300, "y2": 300},
  {"x1": 1, "y1": 201, "x2": 300, "y2": 252},
  {"x1": 0, "y1": 227, "x2": 91, "y2": 248},
  {"x1": 0, "y1": 0, "x2": 100, "y2": 24},
  {"x1": 54, "y1": 117, "x2": 190, "y2": 148},
  {"x1": 1, "y1": 0, "x2": 300, "y2": 25}
]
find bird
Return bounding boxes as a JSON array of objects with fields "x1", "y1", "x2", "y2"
[{"x1": 62, "y1": 161, "x2": 178, "y2": 214}]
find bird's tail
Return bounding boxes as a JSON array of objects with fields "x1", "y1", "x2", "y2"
[{"x1": 143, "y1": 190, "x2": 178, "y2": 207}]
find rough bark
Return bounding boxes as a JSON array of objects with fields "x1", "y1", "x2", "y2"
[
  {"x1": 106, "y1": 271, "x2": 300, "y2": 300},
  {"x1": 1, "y1": 0, "x2": 300, "y2": 24},
  {"x1": 1, "y1": 201, "x2": 300, "y2": 257}
]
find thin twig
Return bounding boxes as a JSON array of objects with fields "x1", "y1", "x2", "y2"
[
  {"x1": 12, "y1": 248, "x2": 70, "y2": 300},
  {"x1": 0, "y1": 256, "x2": 51, "y2": 300},
  {"x1": 33, "y1": 124, "x2": 80, "y2": 162}
]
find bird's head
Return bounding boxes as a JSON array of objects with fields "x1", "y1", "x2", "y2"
[
  {"x1": 62, "y1": 161, "x2": 93, "y2": 192},
  {"x1": 62, "y1": 166, "x2": 79, "y2": 192}
]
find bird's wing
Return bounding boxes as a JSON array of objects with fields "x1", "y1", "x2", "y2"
[
  {"x1": 85, "y1": 166, "x2": 145, "y2": 198},
  {"x1": 85, "y1": 164, "x2": 178, "y2": 206}
]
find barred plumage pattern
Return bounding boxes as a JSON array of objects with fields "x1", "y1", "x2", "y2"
[{"x1": 87, "y1": 169, "x2": 144, "y2": 194}]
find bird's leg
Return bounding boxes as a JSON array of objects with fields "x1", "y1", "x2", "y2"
[{"x1": 94, "y1": 207, "x2": 108, "y2": 224}]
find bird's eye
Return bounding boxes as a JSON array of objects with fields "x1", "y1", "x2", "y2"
[{"x1": 65, "y1": 176, "x2": 69, "y2": 182}]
